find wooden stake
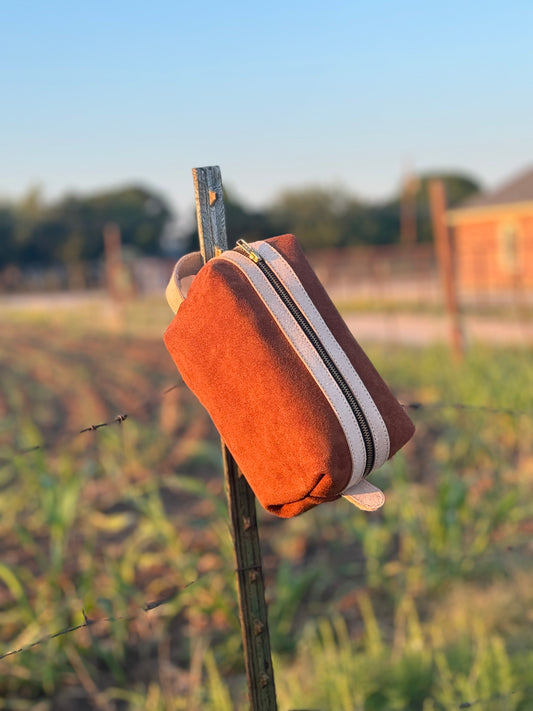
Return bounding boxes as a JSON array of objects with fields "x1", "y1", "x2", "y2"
[
  {"x1": 192, "y1": 166, "x2": 278, "y2": 710},
  {"x1": 103, "y1": 222, "x2": 122, "y2": 301},
  {"x1": 429, "y1": 179, "x2": 464, "y2": 360},
  {"x1": 400, "y1": 172, "x2": 418, "y2": 246}
]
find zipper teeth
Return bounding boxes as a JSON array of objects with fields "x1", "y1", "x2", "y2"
[{"x1": 243, "y1": 249, "x2": 375, "y2": 477}]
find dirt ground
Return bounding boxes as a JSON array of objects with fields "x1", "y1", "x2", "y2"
[
  {"x1": 344, "y1": 311, "x2": 533, "y2": 346},
  {"x1": 2, "y1": 289, "x2": 532, "y2": 347}
]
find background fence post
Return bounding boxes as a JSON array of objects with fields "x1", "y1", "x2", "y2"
[
  {"x1": 192, "y1": 166, "x2": 278, "y2": 710},
  {"x1": 429, "y1": 179, "x2": 465, "y2": 360}
]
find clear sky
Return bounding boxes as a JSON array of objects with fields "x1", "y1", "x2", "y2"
[{"x1": 1, "y1": 0, "x2": 532, "y2": 224}]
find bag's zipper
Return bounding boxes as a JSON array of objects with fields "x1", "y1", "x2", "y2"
[{"x1": 235, "y1": 239, "x2": 375, "y2": 477}]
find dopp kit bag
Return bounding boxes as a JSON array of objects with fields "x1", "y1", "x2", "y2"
[{"x1": 164, "y1": 234, "x2": 415, "y2": 518}]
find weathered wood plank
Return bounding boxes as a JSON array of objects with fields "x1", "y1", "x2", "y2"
[
  {"x1": 192, "y1": 166, "x2": 278, "y2": 710},
  {"x1": 193, "y1": 166, "x2": 227, "y2": 261}
]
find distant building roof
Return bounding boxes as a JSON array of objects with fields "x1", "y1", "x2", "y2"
[{"x1": 460, "y1": 165, "x2": 533, "y2": 209}]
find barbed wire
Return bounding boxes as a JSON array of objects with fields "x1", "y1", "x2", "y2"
[
  {"x1": 453, "y1": 685, "x2": 533, "y2": 708},
  {"x1": 11, "y1": 414, "x2": 129, "y2": 458},
  {"x1": 403, "y1": 400, "x2": 533, "y2": 418},
  {"x1": 0, "y1": 382, "x2": 182, "y2": 463},
  {"x1": 1, "y1": 381, "x2": 531, "y2": 465},
  {"x1": 0, "y1": 573, "x2": 205, "y2": 662},
  {"x1": 2, "y1": 591, "x2": 533, "y2": 711}
]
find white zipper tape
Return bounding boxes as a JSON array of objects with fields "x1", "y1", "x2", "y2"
[
  {"x1": 256, "y1": 241, "x2": 390, "y2": 477},
  {"x1": 219, "y1": 249, "x2": 371, "y2": 487}
]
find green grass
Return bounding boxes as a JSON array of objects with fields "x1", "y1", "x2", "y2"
[{"x1": 0, "y1": 298, "x2": 532, "y2": 709}]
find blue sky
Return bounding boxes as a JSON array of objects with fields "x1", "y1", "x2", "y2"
[{"x1": 1, "y1": 0, "x2": 532, "y2": 224}]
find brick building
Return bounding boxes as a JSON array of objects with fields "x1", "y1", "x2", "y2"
[{"x1": 447, "y1": 166, "x2": 533, "y2": 291}]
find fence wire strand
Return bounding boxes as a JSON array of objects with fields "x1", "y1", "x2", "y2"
[
  {"x1": 455, "y1": 686, "x2": 533, "y2": 708},
  {"x1": 0, "y1": 574, "x2": 206, "y2": 662},
  {"x1": 403, "y1": 400, "x2": 533, "y2": 418},
  {"x1": 1, "y1": 380, "x2": 531, "y2": 465},
  {"x1": 1, "y1": 382, "x2": 182, "y2": 462}
]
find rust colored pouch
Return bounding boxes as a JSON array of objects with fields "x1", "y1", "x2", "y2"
[{"x1": 164, "y1": 234, "x2": 414, "y2": 518}]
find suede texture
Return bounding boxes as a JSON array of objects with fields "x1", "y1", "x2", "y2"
[{"x1": 164, "y1": 235, "x2": 415, "y2": 518}]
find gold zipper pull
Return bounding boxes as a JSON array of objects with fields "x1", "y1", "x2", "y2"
[{"x1": 236, "y1": 239, "x2": 263, "y2": 264}]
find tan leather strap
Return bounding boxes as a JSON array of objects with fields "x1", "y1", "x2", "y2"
[{"x1": 165, "y1": 252, "x2": 204, "y2": 313}]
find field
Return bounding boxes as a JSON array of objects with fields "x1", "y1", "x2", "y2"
[{"x1": 1, "y1": 296, "x2": 533, "y2": 710}]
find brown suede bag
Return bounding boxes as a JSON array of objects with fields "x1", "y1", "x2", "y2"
[{"x1": 164, "y1": 234, "x2": 414, "y2": 518}]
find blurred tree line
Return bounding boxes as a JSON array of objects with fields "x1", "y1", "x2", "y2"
[
  {"x1": 0, "y1": 185, "x2": 172, "y2": 269},
  {"x1": 0, "y1": 171, "x2": 480, "y2": 269},
  {"x1": 184, "y1": 171, "x2": 480, "y2": 251}
]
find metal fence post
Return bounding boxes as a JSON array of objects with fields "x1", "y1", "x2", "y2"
[{"x1": 192, "y1": 166, "x2": 278, "y2": 710}]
